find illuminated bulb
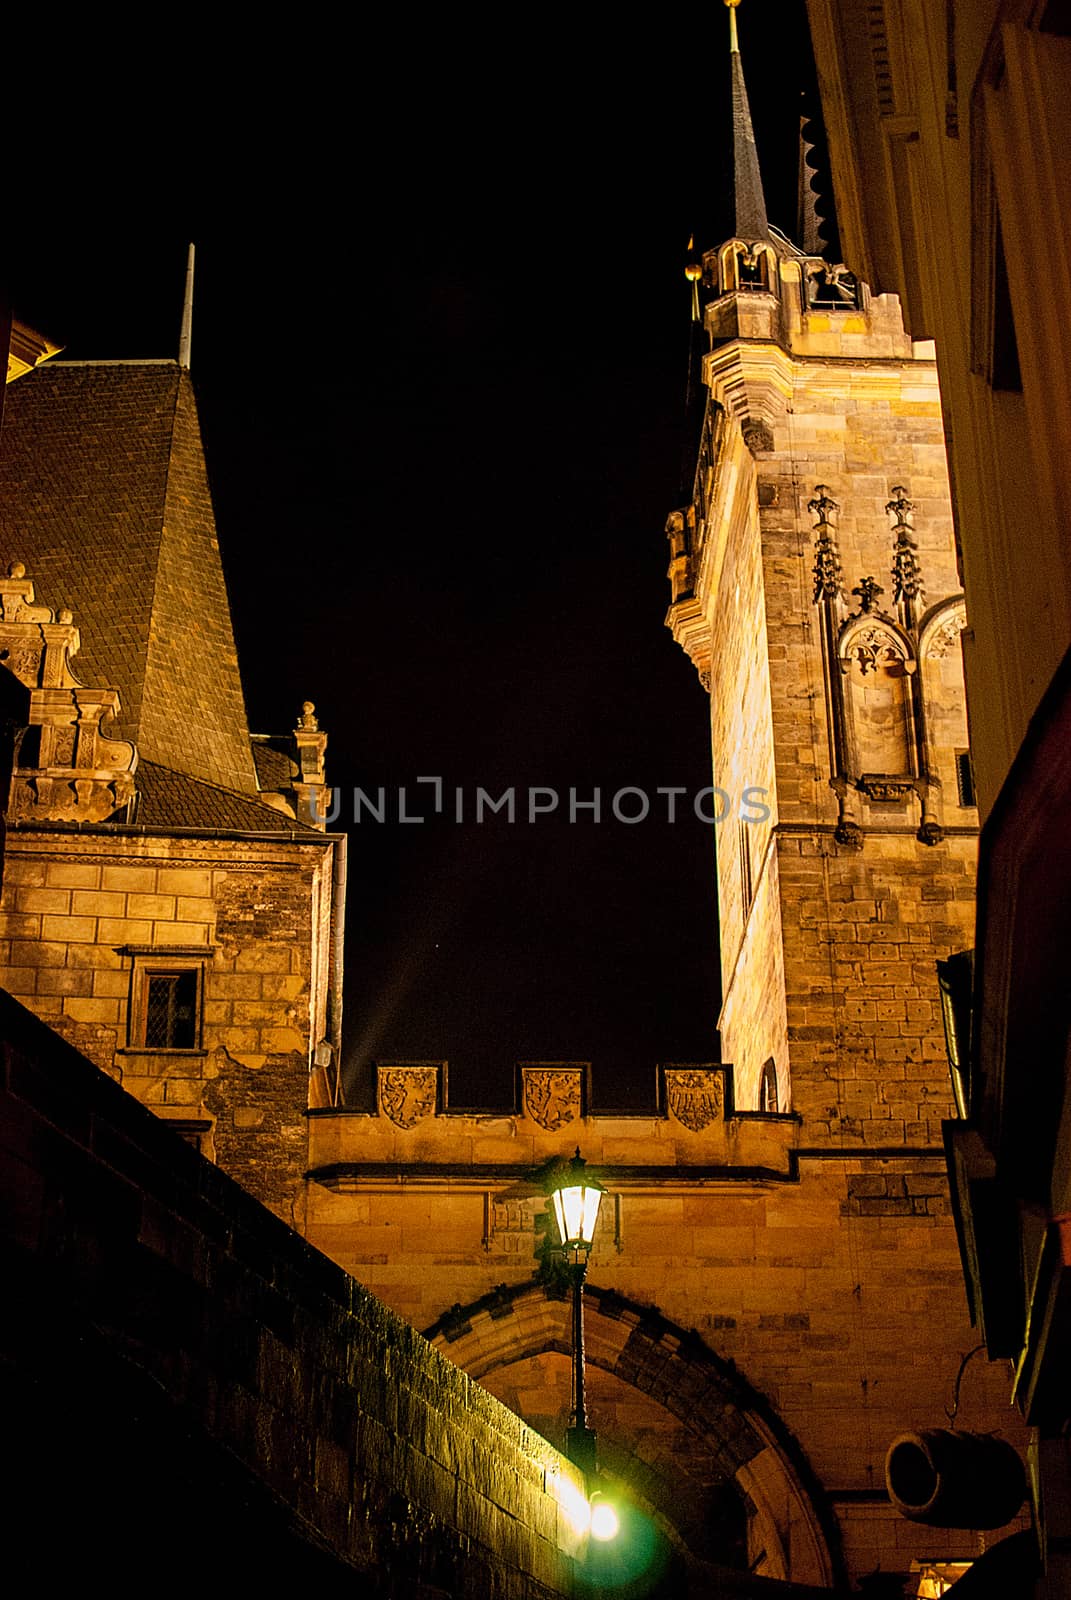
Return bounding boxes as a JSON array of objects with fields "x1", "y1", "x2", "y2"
[{"x1": 590, "y1": 1498, "x2": 620, "y2": 1542}]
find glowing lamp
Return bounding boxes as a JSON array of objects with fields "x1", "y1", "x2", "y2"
[
  {"x1": 547, "y1": 1151, "x2": 607, "y2": 1478},
  {"x1": 550, "y1": 1155, "x2": 604, "y2": 1252}
]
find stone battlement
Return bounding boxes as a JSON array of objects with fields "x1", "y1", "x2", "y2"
[{"x1": 309, "y1": 1059, "x2": 800, "y2": 1184}]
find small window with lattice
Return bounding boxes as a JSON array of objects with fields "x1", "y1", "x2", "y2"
[{"x1": 129, "y1": 957, "x2": 204, "y2": 1052}]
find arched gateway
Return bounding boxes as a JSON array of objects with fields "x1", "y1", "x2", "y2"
[{"x1": 426, "y1": 1281, "x2": 837, "y2": 1587}]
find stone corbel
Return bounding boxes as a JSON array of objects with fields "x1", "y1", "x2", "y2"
[
  {"x1": 915, "y1": 777, "x2": 945, "y2": 847},
  {"x1": 741, "y1": 417, "x2": 774, "y2": 456},
  {"x1": 666, "y1": 595, "x2": 712, "y2": 696},
  {"x1": 830, "y1": 776, "x2": 864, "y2": 850},
  {"x1": 703, "y1": 343, "x2": 793, "y2": 454}
]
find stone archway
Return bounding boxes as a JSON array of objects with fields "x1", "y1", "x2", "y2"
[{"x1": 426, "y1": 1283, "x2": 839, "y2": 1588}]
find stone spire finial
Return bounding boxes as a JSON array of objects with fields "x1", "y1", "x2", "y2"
[
  {"x1": 178, "y1": 243, "x2": 195, "y2": 370},
  {"x1": 726, "y1": 0, "x2": 770, "y2": 243}
]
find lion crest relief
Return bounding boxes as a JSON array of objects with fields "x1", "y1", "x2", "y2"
[
  {"x1": 379, "y1": 1065, "x2": 439, "y2": 1130},
  {"x1": 521, "y1": 1067, "x2": 581, "y2": 1131}
]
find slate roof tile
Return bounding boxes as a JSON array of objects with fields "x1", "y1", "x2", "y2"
[{"x1": 134, "y1": 760, "x2": 315, "y2": 835}]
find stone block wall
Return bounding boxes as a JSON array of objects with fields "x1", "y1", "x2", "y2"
[
  {"x1": 0, "y1": 989, "x2": 589, "y2": 1595},
  {"x1": 701, "y1": 425, "x2": 786, "y2": 1110},
  {"x1": 719, "y1": 841, "x2": 790, "y2": 1112},
  {"x1": 779, "y1": 831, "x2": 975, "y2": 1140},
  {"x1": 0, "y1": 827, "x2": 336, "y2": 1215}
]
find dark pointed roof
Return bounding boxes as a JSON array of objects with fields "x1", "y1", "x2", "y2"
[
  {"x1": 728, "y1": 2, "x2": 770, "y2": 242},
  {"x1": 0, "y1": 361, "x2": 259, "y2": 796}
]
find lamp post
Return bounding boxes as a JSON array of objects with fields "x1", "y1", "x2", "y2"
[{"x1": 548, "y1": 1148, "x2": 605, "y2": 1478}]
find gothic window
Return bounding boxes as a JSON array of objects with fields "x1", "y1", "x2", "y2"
[
  {"x1": 723, "y1": 241, "x2": 776, "y2": 294},
  {"x1": 842, "y1": 622, "x2": 915, "y2": 784},
  {"x1": 920, "y1": 600, "x2": 970, "y2": 814},
  {"x1": 739, "y1": 817, "x2": 754, "y2": 917},
  {"x1": 759, "y1": 1059, "x2": 779, "y2": 1114},
  {"x1": 804, "y1": 264, "x2": 860, "y2": 310},
  {"x1": 955, "y1": 750, "x2": 976, "y2": 809}
]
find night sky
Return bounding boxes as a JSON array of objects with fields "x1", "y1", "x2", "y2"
[{"x1": 6, "y1": 3, "x2": 824, "y2": 1107}]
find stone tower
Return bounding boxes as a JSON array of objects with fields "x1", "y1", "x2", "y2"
[
  {"x1": 655, "y1": 0, "x2": 1023, "y2": 1579},
  {"x1": 667, "y1": 4, "x2": 975, "y2": 1139}
]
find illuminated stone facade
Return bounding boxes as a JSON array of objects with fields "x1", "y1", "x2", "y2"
[{"x1": 0, "y1": 363, "x2": 344, "y2": 1218}]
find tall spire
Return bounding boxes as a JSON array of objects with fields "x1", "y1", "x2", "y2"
[{"x1": 726, "y1": 0, "x2": 770, "y2": 242}]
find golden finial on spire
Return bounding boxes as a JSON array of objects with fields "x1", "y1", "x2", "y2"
[{"x1": 725, "y1": 0, "x2": 741, "y2": 54}]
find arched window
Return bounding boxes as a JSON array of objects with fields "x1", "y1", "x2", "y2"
[{"x1": 759, "y1": 1059, "x2": 779, "y2": 1114}]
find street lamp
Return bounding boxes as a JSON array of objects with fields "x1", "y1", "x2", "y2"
[{"x1": 548, "y1": 1148, "x2": 605, "y2": 1478}]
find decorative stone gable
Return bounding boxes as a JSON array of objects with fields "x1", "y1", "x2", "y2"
[
  {"x1": 807, "y1": 488, "x2": 967, "y2": 847},
  {"x1": 0, "y1": 563, "x2": 136, "y2": 822}
]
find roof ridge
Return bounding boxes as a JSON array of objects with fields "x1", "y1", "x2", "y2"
[{"x1": 144, "y1": 371, "x2": 180, "y2": 674}]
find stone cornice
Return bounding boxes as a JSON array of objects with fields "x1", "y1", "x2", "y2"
[{"x1": 703, "y1": 340, "x2": 795, "y2": 434}]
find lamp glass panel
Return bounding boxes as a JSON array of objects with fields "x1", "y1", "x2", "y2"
[{"x1": 552, "y1": 1184, "x2": 602, "y2": 1247}]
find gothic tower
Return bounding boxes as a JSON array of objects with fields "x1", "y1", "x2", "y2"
[
  {"x1": 661, "y1": 0, "x2": 1022, "y2": 1579},
  {"x1": 667, "y1": 1, "x2": 975, "y2": 1137}
]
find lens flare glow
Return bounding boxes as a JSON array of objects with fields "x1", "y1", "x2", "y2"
[
  {"x1": 547, "y1": 1467, "x2": 592, "y2": 1536},
  {"x1": 590, "y1": 1499, "x2": 620, "y2": 1541}
]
